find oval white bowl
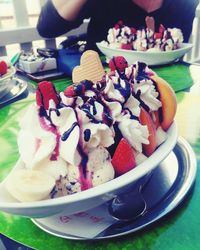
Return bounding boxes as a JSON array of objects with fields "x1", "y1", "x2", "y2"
[
  {"x1": 0, "y1": 122, "x2": 178, "y2": 218},
  {"x1": 96, "y1": 42, "x2": 193, "y2": 66}
]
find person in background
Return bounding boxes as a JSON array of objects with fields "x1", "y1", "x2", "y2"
[{"x1": 37, "y1": 0, "x2": 199, "y2": 50}]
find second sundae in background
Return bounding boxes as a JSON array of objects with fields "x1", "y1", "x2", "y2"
[
  {"x1": 0, "y1": 60, "x2": 8, "y2": 77},
  {"x1": 5, "y1": 51, "x2": 177, "y2": 202},
  {"x1": 100, "y1": 17, "x2": 183, "y2": 52}
]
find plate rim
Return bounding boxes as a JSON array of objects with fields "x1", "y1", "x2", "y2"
[
  {"x1": 0, "y1": 66, "x2": 16, "y2": 83},
  {"x1": 0, "y1": 78, "x2": 28, "y2": 107}
]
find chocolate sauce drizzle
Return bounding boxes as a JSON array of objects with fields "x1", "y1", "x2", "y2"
[
  {"x1": 61, "y1": 122, "x2": 78, "y2": 141},
  {"x1": 84, "y1": 129, "x2": 91, "y2": 142}
]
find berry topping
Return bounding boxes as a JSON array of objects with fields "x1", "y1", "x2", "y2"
[
  {"x1": 121, "y1": 43, "x2": 132, "y2": 50},
  {"x1": 114, "y1": 24, "x2": 120, "y2": 30},
  {"x1": 0, "y1": 60, "x2": 8, "y2": 76},
  {"x1": 111, "y1": 138, "x2": 136, "y2": 176},
  {"x1": 109, "y1": 56, "x2": 128, "y2": 73},
  {"x1": 130, "y1": 27, "x2": 137, "y2": 34},
  {"x1": 114, "y1": 20, "x2": 124, "y2": 29},
  {"x1": 154, "y1": 32, "x2": 162, "y2": 40},
  {"x1": 64, "y1": 85, "x2": 76, "y2": 97},
  {"x1": 64, "y1": 80, "x2": 93, "y2": 97},
  {"x1": 36, "y1": 81, "x2": 59, "y2": 109}
]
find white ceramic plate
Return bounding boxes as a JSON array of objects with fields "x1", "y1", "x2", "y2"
[
  {"x1": 96, "y1": 43, "x2": 193, "y2": 66},
  {"x1": 0, "y1": 122, "x2": 177, "y2": 218}
]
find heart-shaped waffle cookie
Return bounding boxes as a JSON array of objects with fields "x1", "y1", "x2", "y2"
[
  {"x1": 145, "y1": 16, "x2": 155, "y2": 32},
  {"x1": 72, "y1": 50, "x2": 105, "y2": 84}
]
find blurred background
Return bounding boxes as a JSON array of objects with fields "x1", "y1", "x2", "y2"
[{"x1": 0, "y1": 0, "x2": 199, "y2": 63}]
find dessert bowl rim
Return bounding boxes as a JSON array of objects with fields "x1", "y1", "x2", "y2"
[{"x1": 96, "y1": 42, "x2": 193, "y2": 55}]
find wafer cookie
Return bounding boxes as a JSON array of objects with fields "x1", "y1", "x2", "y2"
[{"x1": 72, "y1": 50, "x2": 105, "y2": 83}]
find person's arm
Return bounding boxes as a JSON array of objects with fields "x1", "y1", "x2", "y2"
[
  {"x1": 52, "y1": 0, "x2": 88, "y2": 21},
  {"x1": 37, "y1": 0, "x2": 91, "y2": 38}
]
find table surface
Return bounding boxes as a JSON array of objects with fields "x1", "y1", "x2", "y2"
[{"x1": 0, "y1": 62, "x2": 200, "y2": 250}]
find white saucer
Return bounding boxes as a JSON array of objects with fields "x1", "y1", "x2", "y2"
[
  {"x1": 0, "y1": 66, "x2": 16, "y2": 97},
  {"x1": 0, "y1": 66, "x2": 16, "y2": 83},
  {"x1": 0, "y1": 78, "x2": 28, "y2": 108}
]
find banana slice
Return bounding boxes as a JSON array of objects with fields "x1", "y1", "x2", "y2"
[{"x1": 5, "y1": 169, "x2": 55, "y2": 202}]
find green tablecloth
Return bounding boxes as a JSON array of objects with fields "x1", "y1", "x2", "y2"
[
  {"x1": 29, "y1": 62, "x2": 193, "y2": 94},
  {"x1": 0, "y1": 63, "x2": 200, "y2": 250},
  {"x1": 152, "y1": 63, "x2": 193, "y2": 92}
]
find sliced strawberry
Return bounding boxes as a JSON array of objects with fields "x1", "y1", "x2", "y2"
[
  {"x1": 114, "y1": 24, "x2": 120, "y2": 30},
  {"x1": 36, "y1": 81, "x2": 59, "y2": 110},
  {"x1": 111, "y1": 138, "x2": 136, "y2": 176},
  {"x1": 130, "y1": 27, "x2": 137, "y2": 34},
  {"x1": 109, "y1": 56, "x2": 128, "y2": 72},
  {"x1": 64, "y1": 85, "x2": 76, "y2": 97},
  {"x1": 121, "y1": 43, "x2": 132, "y2": 50},
  {"x1": 154, "y1": 32, "x2": 162, "y2": 40},
  {"x1": 139, "y1": 107, "x2": 157, "y2": 156},
  {"x1": 0, "y1": 60, "x2": 8, "y2": 76}
]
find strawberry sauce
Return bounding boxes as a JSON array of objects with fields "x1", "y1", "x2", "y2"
[{"x1": 39, "y1": 115, "x2": 60, "y2": 161}]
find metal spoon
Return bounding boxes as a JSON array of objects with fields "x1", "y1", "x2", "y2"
[{"x1": 108, "y1": 173, "x2": 152, "y2": 221}]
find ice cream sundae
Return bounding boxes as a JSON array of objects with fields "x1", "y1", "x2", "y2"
[
  {"x1": 100, "y1": 20, "x2": 183, "y2": 52},
  {"x1": 18, "y1": 50, "x2": 57, "y2": 74},
  {"x1": 5, "y1": 52, "x2": 177, "y2": 202},
  {"x1": 0, "y1": 60, "x2": 8, "y2": 77}
]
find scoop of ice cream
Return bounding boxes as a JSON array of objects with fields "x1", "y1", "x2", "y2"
[
  {"x1": 87, "y1": 146, "x2": 115, "y2": 187},
  {"x1": 133, "y1": 79, "x2": 162, "y2": 111},
  {"x1": 107, "y1": 27, "x2": 120, "y2": 44},
  {"x1": 118, "y1": 114, "x2": 149, "y2": 152},
  {"x1": 18, "y1": 104, "x2": 57, "y2": 169},
  {"x1": 50, "y1": 105, "x2": 81, "y2": 166},
  {"x1": 168, "y1": 28, "x2": 183, "y2": 44},
  {"x1": 103, "y1": 75, "x2": 126, "y2": 103},
  {"x1": 51, "y1": 146, "x2": 114, "y2": 197},
  {"x1": 123, "y1": 95, "x2": 141, "y2": 117},
  {"x1": 125, "y1": 62, "x2": 162, "y2": 112},
  {"x1": 103, "y1": 74, "x2": 131, "y2": 104},
  {"x1": 133, "y1": 29, "x2": 148, "y2": 51}
]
